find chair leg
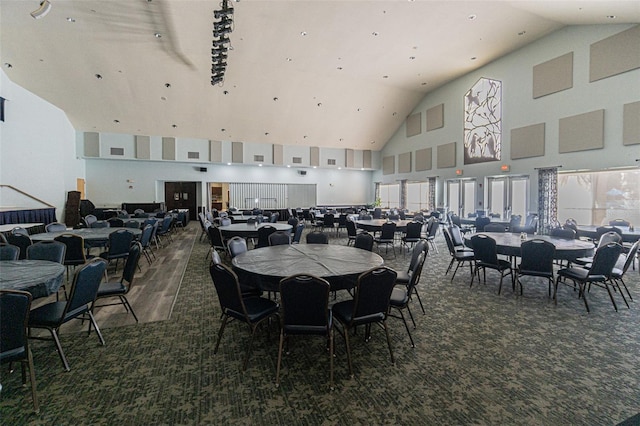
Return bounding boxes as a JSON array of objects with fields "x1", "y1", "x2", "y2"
[
  {"x1": 87, "y1": 310, "x2": 105, "y2": 345},
  {"x1": 382, "y1": 320, "x2": 395, "y2": 366},
  {"x1": 122, "y1": 296, "x2": 139, "y2": 322},
  {"x1": 396, "y1": 308, "x2": 415, "y2": 348},
  {"x1": 411, "y1": 287, "x2": 426, "y2": 315},
  {"x1": 242, "y1": 324, "x2": 259, "y2": 371},
  {"x1": 329, "y1": 328, "x2": 334, "y2": 391},
  {"x1": 50, "y1": 328, "x2": 70, "y2": 372},
  {"x1": 341, "y1": 324, "x2": 354, "y2": 378},
  {"x1": 214, "y1": 315, "x2": 230, "y2": 354},
  {"x1": 275, "y1": 331, "x2": 285, "y2": 387},
  {"x1": 603, "y1": 281, "x2": 619, "y2": 311},
  {"x1": 26, "y1": 349, "x2": 39, "y2": 413}
]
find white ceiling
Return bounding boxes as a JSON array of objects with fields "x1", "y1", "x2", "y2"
[{"x1": 1, "y1": 0, "x2": 639, "y2": 150}]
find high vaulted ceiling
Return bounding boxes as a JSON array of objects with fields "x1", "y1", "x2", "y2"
[{"x1": 1, "y1": 1, "x2": 639, "y2": 150}]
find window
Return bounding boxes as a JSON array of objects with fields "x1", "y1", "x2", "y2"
[
  {"x1": 379, "y1": 184, "x2": 399, "y2": 209},
  {"x1": 558, "y1": 169, "x2": 640, "y2": 226},
  {"x1": 406, "y1": 182, "x2": 430, "y2": 212}
]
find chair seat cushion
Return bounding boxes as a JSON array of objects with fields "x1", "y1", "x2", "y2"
[
  {"x1": 558, "y1": 267, "x2": 606, "y2": 282},
  {"x1": 518, "y1": 269, "x2": 553, "y2": 279},
  {"x1": 389, "y1": 287, "x2": 409, "y2": 307},
  {"x1": 97, "y1": 281, "x2": 128, "y2": 297},
  {"x1": 0, "y1": 347, "x2": 27, "y2": 363},
  {"x1": 241, "y1": 297, "x2": 279, "y2": 323},
  {"x1": 29, "y1": 302, "x2": 68, "y2": 327},
  {"x1": 395, "y1": 271, "x2": 411, "y2": 284},
  {"x1": 99, "y1": 252, "x2": 129, "y2": 260},
  {"x1": 332, "y1": 300, "x2": 355, "y2": 323},
  {"x1": 454, "y1": 252, "x2": 475, "y2": 261}
]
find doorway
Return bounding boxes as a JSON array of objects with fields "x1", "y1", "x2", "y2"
[{"x1": 165, "y1": 182, "x2": 197, "y2": 220}]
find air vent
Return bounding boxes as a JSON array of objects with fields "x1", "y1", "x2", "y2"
[
  {"x1": 110, "y1": 147, "x2": 124, "y2": 156},
  {"x1": 187, "y1": 151, "x2": 200, "y2": 159},
  {"x1": 254, "y1": 155, "x2": 264, "y2": 162},
  {"x1": 292, "y1": 157, "x2": 302, "y2": 164},
  {"x1": 327, "y1": 159, "x2": 336, "y2": 166}
]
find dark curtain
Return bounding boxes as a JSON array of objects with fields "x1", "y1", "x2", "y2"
[{"x1": 537, "y1": 167, "x2": 558, "y2": 235}]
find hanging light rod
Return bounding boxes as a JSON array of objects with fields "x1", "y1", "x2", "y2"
[{"x1": 30, "y1": 0, "x2": 52, "y2": 19}]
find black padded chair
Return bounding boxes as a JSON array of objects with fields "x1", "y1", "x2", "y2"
[
  {"x1": 474, "y1": 216, "x2": 491, "y2": 232},
  {"x1": 0, "y1": 243, "x2": 20, "y2": 260},
  {"x1": 555, "y1": 242, "x2": 623, "y2": 312},
  {"x1": 389, "y1": 251, "x2": 426, "y2": 348},
  {"x1": 206, "y1": 224, "x2": 227, "y2": 259},
  {"x1": 322, "y1": 213, "x2": 335, "y2": 233},
  {"x1": 276, "y1": 274, "x2": 334, "y2": 390},
  {"x1": 45, "y1": 222, "x2": 67, "y2": 232},
  {"x1": 90, "y1": 220, "x2": 110, "y2": 229},
  {"x1": 448, "y1": 225, "x2": 474, "y2": 253},
  {"x1": 609, "y1": 219, "x2": 631, "y2": 227},
  {"x1": 26, "y1": 240, "x2": 66, "y2": 264},
  {"x1": 209, "y1": 263, "x2": 279, "y2": 370},
  {"x1": 550, "y1": 227, "x2": 577, "y2": 240},
  {"x1": 610, "y1": 239, "x2": 639, "y2": 305},
  {"x1": 374, "y1": 222, "x2": 396, "y2": 256},
  {"x1": 306, "y1": 231, "x2": 329, "y2": 244},
  {"x1": 443, "y1": 228, "x2": 475, "y2": 282},
  {"x1": 7, "y1": 233, "x2": 32, "y2": 260},
  {"x1": 156, "y1": 216, "x2": 174, "y2": 246},
  {"x1": 139, "y1": 224, "x2": 155, "y2": 264},
  {"x1": 336, "y1": 214, "x2": 348, "y2": 236},
  {"x1": 354, "y1": 232, "x2": 374, "y2": 252},
  {"x1": 93, "y1": 242, "x2": 142, "y2": 322},
  {"x1": 269, "y1": 231, "x2": 291, "y2": 246},
  {"x1": 54, "y1": 233, "x2": 87, "y2": 299},
  {"x1": 469, "y1": 234, "x2": 514, "y2": 295},
  {"x1": 124, "y1": 220, "x2": 140, "y2": 229},
  {"x1": 332, "y1": 266, "x2": 398, "y2": 377},
  {"x1": 401, "y1": 221, "x2": 423, "y2": 252},
  {"x1": 98, "y1": 229, "x2": 135, "y2": 273},
  {"x1": 346, "y1": 220, "x2": 359, "y2": 246},
  {"x1": 424, "y1": 218, "x2": 439, "y2": 254},
  {"x1": 516, "y1": 239, "x2": 556, "y2": 297},
  {"x1": 256, "y1": 225, "x2": 277, "y2": 249},
  {"x1": 28, "y1": 258, "x2": 108, "y2": 371},
  {"x1": 107, "y1": 218, "x2": 124, "y2": 228},
  {"x1": 1, "y1": 290, "x2": 39, "y2": 413}
]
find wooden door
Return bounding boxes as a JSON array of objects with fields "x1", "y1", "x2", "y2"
[{"x1": 165, "y1": 182, "x2": 197, "y2": 220}]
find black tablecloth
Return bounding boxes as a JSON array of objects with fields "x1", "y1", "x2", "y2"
[{"x1": 0, "y1": 260, "x2": 65, "y2": 298}]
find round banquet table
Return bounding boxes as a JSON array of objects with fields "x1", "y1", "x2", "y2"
[
  {"x1": 232, "y1": 244, "x2": 384, "y2": 292},
  {"x1": 354, "y1": 219, "x2": 413, "y2": 233},
  {"x1": 29, "y1": 227, "x2": 142, "y2": 248},
  {"x1": 219, "y1": 222, "x2": 292, "y2": 239},
  {"x1": 0, "y1": 260, "x2": 65, "y2": 299},
  {"x1": 576, "y1": 225, "x2": 640, "y2": 243},
  {"x1": 464, "y1": 232, "x2": 595, "y2": 261}
]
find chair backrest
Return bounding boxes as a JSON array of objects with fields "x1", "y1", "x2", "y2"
[
  {"x1": 26, "y1": 241, "x2": 66, "y2": 264},
  {"x1": 0, "y1": 290, "x2": 32, "y2": 363},
  {"x1": 107, "y1": 229, "x2": 135, "y2": 256},
  {"x1": 54, "y1": 233, "x2": 86, "y2": 265},
  {"x1": 407, "y1": 239, "x2": 429, "y2": 271},
  {"x1": 121, "y1": 242, "x2": 142, "y2": 286},
  {"x1": 350, "y1": 266, "x2": 397, "y2": 325},
  {"x1": 306, "y1": 231, "x2": 329, "y2": 244},
  {"x1": 292, "y1": 223, "x2": 305, "y2": 244},
  {"x1": 509, "y1": 215, "x2": 522, "y2": 227},
  {"x1": 207, "y1": 225, "x2": 225, "y2": 250},
  {"x1": 220, "y1": 218, "x2": 232, "y2": 226},
  {"x1": 399, "y1": 210, "x2": 406, "y2": 220},
  {"x1": 323, "y1": 213, "x2": 335, "y2": 227},
  {"x1": 442, "y1": 228, "x2": 457, "y2": 256},
  {"x1": 287, "y1": 217, "x2": 299, "y2": 227},
  {"x1": 373, "y1": 208, "x2": 382, "y2": 219},
  {"x1": 108, "y1": 218, "x2": 124, "y2": 228},
  {"x1": 405, "y1": 221, "x2": 423, "y2": 239},
  {"x1": 66, "y1": 259, "x2": 108, "y2": 316},
  {"x1": 269, "y1": 231, "x2": 290, "y2": 246},
  {"x1": 279, "y1": 274, "x2": 331, "y2": 333},
  {"x1": 6, "y1": 233, "x2": 32, "y2": 259},
  {"x1": 470, "y1": 234, "x2": 499, "y2": 265},
  {"x1": 90, "y1": 220, "x2": 110, "y2": 228},
  {"x1": 139, "y1": 224, "x2": 153, "y2": 248},
  {"x1": 550, "y1": 227, "x2": 576, "y2": 239},
  {"x1": 211, "y1": 249, "x2": 222, "y2": 265},
  {"x1": 597, "y1": 231, "x2": 622, "y2": 247},
  {"x1": 354, "y1": 232, "x2": 374, "y2": 251},
  {"x1": 84, "y1": 214, "x2": 97, "y2": 226},
  {"x1": 450, "y1": 214, "x2": 462, "y2": 227},
  {"x1": 269, "y1": 213, "x2": 279, "y2": 223},
  {"x1": 406, "y1": 251, "x2": 426, "y2": 293},
  {"x1": 426, "y1": 218, "x2": 439, "y2": 238},
  {"x1": 227, "y1": 236, "x2": 248, "y2": 258},
  {"x1": 46, "y1": 222, "x2": 67, "y2": 232},
  {"x1": 257, "y1": 225, "x2": 277, "y2": 248},
  {"x1": 124, "y1": 220, "x2": 140, "y2": 229},
  {"x1": 485, "y1": 223, "x2": 507, "y2": 233},
  {"x1": 338, "y1": 214, "x2": 348, "y2": 226},
  {"x1": 609, "y1": 219, "x2": 630, "y2": 227},
  {"x1": 475, "y1": 217, "x2": 491, "y2": 232},
  {"x1": 0, "y1": 233, "x2": 6, "y2": 244},
  {"x1": 379, "y1": 222, "x2": 396, "y2": 240},
  {"x1": 160, "y1": 216, "x2": 173, "y2": 232},
  {"x1": 519, "y1": 239, "x2": 555, "y2": 274},
  {"x1": 209, "y1": 263, "x2": 248, "y2": 317},
  {"x1": 596, "y1": 226, "x2": 622, "y2": 242},
  {"x1": 0, "y1": 243, "x2": 20, "y2": 261},
  {"x1": 346, "y1": 220, "x2": 357, "y2": 237},
  {"x1": 617, "y1": 239, "x2": 639, "y2": 276},
  {"x1": 589, "y1": 242, "x2": 623, "y2": 277}
]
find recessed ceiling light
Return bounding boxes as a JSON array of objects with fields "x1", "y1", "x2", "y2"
[
  {"x1": 160, "y1": 96, "x2": 167, "y2": 101},
  {"x1": 273, "y1": 97, "x2": 278, "y2": 101},
  {"x1": 409, "y1": 56, "x2": 416, "y2": 60},
  {"x1": 392, "y1": 112, "x2": 397, "y2": 116},
  {"x1": 468, "y1": 14, "x2": 477, "y2": 20},
  {"x1": 154, "y1": 32, "x2": 162, "y2": 38},
  {"x1": 286, "y1": 57, "x2": 292, "y2": 62},
  {"x1": 382, "y1": 75, "x2": 389, "y2": 79},
  {"x1": 518, "y1": 31, "x2": 526, "y2": 36},
  {"x1": 221, "y1": 128, "x2": 226, "y2": 132},
  {"x1": 421, "y1": 82, "x2": 427, "y2": 85},
  {"x1": 337, "y1": 66, "x2": 343, "y2": 70},
  {"x1": 172, "y1": 124, "x2": 177, "y2": 128},
  {"x1": 66, "y1": 17, "x2": 75, "y2": 22},
  {"x1": 114, "y1": 119, "x2": 120, "y2": 123},
  {"x1": 95, "y1": 74, "x2": 102, "y2": 79},
  {"x1": 4, "y1": 63, "x2": 12, "y2": 68},
  {"x1": 317, "y1": 103, "x2": 322, "y2": 107},
  {"x1": 606, "y1": 15, "x2": 616, "y2": 19},
  {"x1": 265, "y1": 132, "x2": 269, "y2": 135},
  {"x1": 165, "y1": 83, "x2": 171, "y2": 88},
  {"x1": 470, "y1": 57, "x2": 477, "y2": 60},
  {"x1": 303, "y1": 135, "x2": 307, "y2": 139},
  {"x1": 372, "y1": 32, "x2": 379, "y2": 36},
  {"x1": 300, "y1": 31, "x2": 307, "y2": 36}
]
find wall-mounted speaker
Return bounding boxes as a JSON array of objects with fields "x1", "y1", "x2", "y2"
[
  {"x1": 199, "y1": 167, "x2": 208, "y2": 172},
  {"x1": 298, "y1": 170, "x2": 307, "y2": 176}
]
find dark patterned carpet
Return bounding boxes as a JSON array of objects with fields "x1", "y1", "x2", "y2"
[{"x1": 2, "y1": 224, "x2": 639, "y2": 425}]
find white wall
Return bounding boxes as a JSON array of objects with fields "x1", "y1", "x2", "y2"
[
  {"x1": 377, "y1": 24, "x2": 640, "y2": 212},
  {"x1": 0, "y1": 69, "x2": 84, "y2": 219}
]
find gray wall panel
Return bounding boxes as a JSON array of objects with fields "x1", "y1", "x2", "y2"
[
  {"x1": 415, "y1": 147, "x2": 432, "y2": 171},
  {"x1": 511, "y1": 123, "x2": 545, "y2": 159},
  {"x1": 437, "y1": 142, "x2": 456, "y2": 168},
  {"x1": 162, "y1": 137, "x2": 175, "y2": 160},
  {"x1": 623, "y1": 101, "x2": 640, "y2": 146},
  {"x1": 533, "y1": 52, "x2": 573, "y2": 98},
  {"x1": 84, "y1": 132, "x2": 100, "y2": 157},
  {"x1": 406, "y1": 112, "x2": 422, "y2": 137},
  {"x1": 426, "y1": 104, "x2": 444, "y2": 131},
  {"x1": 590, "y1": 25, "x2": 640, "y2": 82},
  {"x1": 559, "y1": 109, "x2": 604, "y2": 153}
]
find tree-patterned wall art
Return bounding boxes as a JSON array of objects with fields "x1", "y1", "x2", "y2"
[{"x1": 463, "y1": 77, "x2": 502, "y2": 164}]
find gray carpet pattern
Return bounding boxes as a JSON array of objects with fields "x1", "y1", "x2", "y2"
[{"x1": 1, "y1": 224, "x2": 639, "y2": 425}]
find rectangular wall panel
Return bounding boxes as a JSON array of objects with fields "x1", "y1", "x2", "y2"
[
  {"x1": 310, "y1": 147, "x2": 320, "y2": 167},
  {"x1": 382, "y1": 155, "x2": 395, "y2": 175},
  {"x1": 533, "y1": 52, "x2": 573, "y2": 98},
  {"x1": 437, "y1": 142, "x2": 456, "y2": 168},
  {"x1": 210, "y1": 140, "x2": 222, "y2": 162},
  {"x1": 406, "y1": 112, "x2": 422, "y2": 137},
  {"x1": 135, "y1": 135, "x2": 150, "y2": 159},
  {"x1": 559, "y1": 110, "x2": 605, "y2": 153},
  {"x1": 398, "y1": 152, "x2": 412, "y2": 173},
  {"x1": 83, "y1": 132, "x2": 100, "y2": 157},
  {"x1": 162, "y1": 137, "x2": 175, "y2": 160},
  {"x1": 273, "y1": 144, "x2": 284, "y2": 165},
  {"x1": 345, "y1": 149, "x2": 354, "y2": 168},
  {"x1": 511, "y1": 123, "x2": 545, "y2": 159},
  {"x1": 363, "y1": 150, "x2": 372, "y2": 169},
  {"x1": 232, "y1": 141, "x2": 243, "y2": 163},
  {"x1": 415, "y1": 147, "x2": 432, "y2": 171},
  {"x1": 623, "y1": 101, "x2": 640, "y2": 146},
  {"x1": 590, "y1": 25, "x2": 640, "y2": 82},
  {"x1": 426, "y1": 104, "x2": 444, "y2": 131}
]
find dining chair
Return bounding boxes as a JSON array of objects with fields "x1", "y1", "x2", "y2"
[
  {"x1": 227, "y1": 236, "x2": 248, "y2": 258},
  {"x1": 443, "y1": 228, "x2": 475, "y2": 282},
  {"x1": 555, "y1": 242, "x2": 623, "y2": 312},
  {"x1": 424, "y1": 218, "x2": 439, "y2": 254},
  {"x1": 90, "y1": 220, "x2": 110, "y2": 228},
  {"x1": 206, "y1": 224, "x2": 227, "y2": 259},
  {"x1": 28, "y1": 258, "x2": 108, "y2": 371},
  {"x1": 45, "y1": 222, "x2": 67, "y2": 232},
  {"x1": 98, "y1": 229, "x2": 135, "y2": 273},
  {"x1": 26, "y1": 240, "x2": 66, "y2": 264},
  {"x1": 156, "y1": 216, "x2": 174, "y2": 245},
  {"x1": 346, "y1": 220, "x2": 359, "y2": 246},
  {"x1": 354, "y1": 232, "x2": 374, "y2": 252},
  {"x1": 389, "y1": 251, "x2": 426, "y2": 348},
  {"x1": 93, "y1": 242, "x2": 142, "y2": 322},
  {"x1": 107, "y1": 217, "x2": 124, "y2": 228},
  {"x1": 469, "y1": 234, "x2": 514, "y2": 295},
  {"x1": 0, "y1": 243, "x2": 20, "y2": 260},
  {"x1": 306, "y1": 230, "x2": 329, "y2": 244},
  {"x1": 124, "y1": 220, "x2": 140, "y2": 229},
  {"x1": 276, "y1": 274, "x2": 334, "y2": 390},
  {"x1": 0, "y1": 290, "x2": 39, "y2": 413},
  {"x1": 374, "y1": 222, "x2": 396, "y2": 256},
  {"x1": 332, "y1": 266, "x2": 397, "y2": 377},
  {"x1": 401, "y1": 221, "x2": 423, "y2": 253},
  {"x1": 268, "y1": 231, "x2": 291, "y2": 246},
  {"x1": 139, "y1": 224, "x2": 155, "y2": 264},
  {"x1": 516, "y1": 239, "x2": 556, "y2": 297},
  {"x1": 609, "y1": 239, "x2": 639, "y2": 307},
  {"x1": 209, "y1": 263, "x2": 279, "y2": 371},
  {"x1": 484, "y1": 223, "x2": 507, "y2": 233},
  {"x1": 7, "y1": 233, "x2": 32, "y2": 260},
  {"x1": 322, "y1": 213, "x2": 335, "y2": 233}
]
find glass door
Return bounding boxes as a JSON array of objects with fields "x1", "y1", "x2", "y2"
[
  {"x1": 446, "y1": 179, "x2": 476, "y2": 218},
  {"x1": 487, "y1": 176, "x2": 529, "y2": 219}
]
